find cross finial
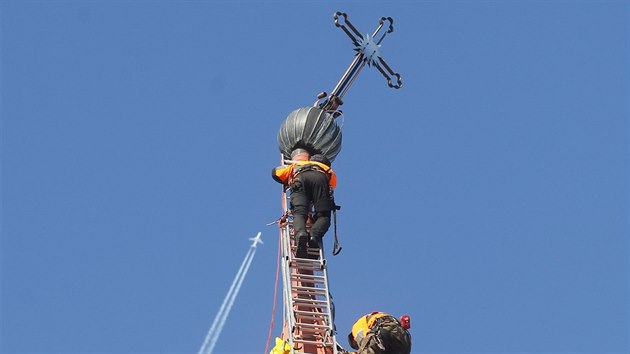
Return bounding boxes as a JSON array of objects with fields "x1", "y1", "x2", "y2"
[{"x1": 318, "y1": 12, "x2": 403, "y2": 111}]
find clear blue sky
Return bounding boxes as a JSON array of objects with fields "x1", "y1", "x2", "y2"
[{"x1": 2, "y1": 1, "x2": 628, "y2": 354}]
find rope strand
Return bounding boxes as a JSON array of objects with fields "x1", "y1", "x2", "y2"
[{"x1": 263, "y1": 232, "x2": 282, "y2": 354}]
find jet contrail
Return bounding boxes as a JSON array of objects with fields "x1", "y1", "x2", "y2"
[
  {"x1": 198, "y1": 247, "x2": 254, "y2": 354},
  {"x1": 205, "y1": 247, "x2": 257, "y2": 353},
  {"x1": 198, "y1": 233, "x2": 262, "y2": 354}
]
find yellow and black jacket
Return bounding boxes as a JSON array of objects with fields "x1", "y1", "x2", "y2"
[
  {"x1": 348, "y1": 311, "x2": 411, "y2": 354},
  {"x1": 349, "y1": 312, "x2": 390, "y2": 349}
]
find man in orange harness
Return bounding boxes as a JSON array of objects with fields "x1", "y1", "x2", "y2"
[
  {"x1": 272, "y1": 148, "x2": 337, "y2": 258},
  {"x1": 343, "y1": 312, "x2": 412, "y2": 354}
]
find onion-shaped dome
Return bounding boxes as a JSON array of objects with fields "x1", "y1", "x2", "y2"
[{"x1": 277, "y1": 107, "x2": 342, "y2": 163}]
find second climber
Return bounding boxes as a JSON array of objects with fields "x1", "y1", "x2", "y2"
[{"x1": 272, "y1": 148, "x2": 337, "y2": 258}]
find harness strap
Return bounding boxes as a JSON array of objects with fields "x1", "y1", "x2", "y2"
[
  {"x1": 369, "y1": 316, "x2": 411, "y2": 354},
  {"x1": 293, "y1": 163, "x2": 331, "y2": 179},
  {"x1": 332, "y1": 209, "x2": 342, "y2": 255}
]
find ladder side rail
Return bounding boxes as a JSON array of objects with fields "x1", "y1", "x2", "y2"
[
  {"x1": 315, "y1": 245, "x2": 338, "y2": 354},
  {"x1": 280, "y1": 225, "x2": 297, "y2": 353},
  {"x1": 280, "y1": 188, "x2": 299, "y2": 353}
]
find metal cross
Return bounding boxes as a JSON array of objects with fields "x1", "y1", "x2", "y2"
[{"x1": 318, "y1": 12, "x2": 403, "y2": 111}]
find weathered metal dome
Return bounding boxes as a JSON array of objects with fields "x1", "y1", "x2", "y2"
[{"x1": 277, "y1": 107, "x2": 342, "y2": 163}]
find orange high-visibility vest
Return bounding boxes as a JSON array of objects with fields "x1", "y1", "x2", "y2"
[{"x1": 272, "y1": 161, "x2": 336, "y2": 189}]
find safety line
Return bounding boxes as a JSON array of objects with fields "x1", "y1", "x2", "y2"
[{"x1": 263, "y1": 233, "x2": 282, "y2": 354}]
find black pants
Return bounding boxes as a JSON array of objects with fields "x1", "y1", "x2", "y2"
[{"x1": 290, "y1": 170, "x2": 334, "y2": 239}]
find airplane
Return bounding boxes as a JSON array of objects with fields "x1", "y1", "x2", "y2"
[{"x1": 249, "y1": 232, "x2": 263, "y2": 248}]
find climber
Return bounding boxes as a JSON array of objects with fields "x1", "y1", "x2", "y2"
[
  {"x1": 272, "y1": 148, "x2": 336, "y2": 258},
  {"x1": 342, "y1": 312, "x2": 411, "y2": 354}
]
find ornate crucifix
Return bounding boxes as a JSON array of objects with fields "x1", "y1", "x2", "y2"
[{"x1": 318, "y1": 11, "x2": 403, "y2": 111}]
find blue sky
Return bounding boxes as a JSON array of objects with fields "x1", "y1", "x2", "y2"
[{"x1": 1, "y1": 1, "x2": 628, "y2": 354}]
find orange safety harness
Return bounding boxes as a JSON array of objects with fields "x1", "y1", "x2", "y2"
[{"x1": 273, "y1": 161, "x2": 336, "y2": 189}]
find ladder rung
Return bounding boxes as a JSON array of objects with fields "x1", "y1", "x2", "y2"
[
  {"x1": 295, "y1": 313, "x2": 330, "y2": 320},
  {"x1": 291, "y1": 265, "x2": 324, "y2": 273},
  {"x1": 294, "y1": 336, "x2": 333, "y2": 344},
  {"x1": 291, "y1": 324, "x2": 331, "y2": 336},
  {"x1": 293, "y1": 310, "x2": 329, "y2": 321},
  {"x1": 291, "y1": 269, "x2": 322, "y2": 275},
  {"x1": 293, "y1": 285, "x2": 327, "y2": 293},
  {"x1": 294, "y1": 322, "x2": 331, "y2": 329},
  {"x1": 296, "y1": 332, "x2": 324, "y2": 338},
  {"x1": 295, "y1": 315, "x2": 329, "y2": 322},
  {"x1": 296, "y1": 328, "x2": 326, "y2": 335},
  {"x1": 293, "y1": 294, "x2": 328, "y2": 305},
  {"x1": 295, "y1": 328, "x2": 330, "y2": 335},
  {"x1": 290, "y1": 266, "x2": 323, "y2": 272},
  {"x1": 290, "y1": 266, "x2": 324, "y2": 272},
  {"x1": 290, "y1": 264, "x2": 324, "y2": 271},
  {"x1": 290, "y1": 261, "x2": 325, "y2": 270},
  {"x1": 291, "y1": 258, "x2": 324, "y2": 267},
  {"x1": 292, "y1": 293, "x2": 327, "y2": 300},
  {"x1": 291, "y1": 273, "x2": 326, "y2": 281},
  {"x1": 293, "y1": 302, "x2": 328, "y2": 311},
  {"x1": 292, "y1": 298, "x2": 329, "y2": 304},
  {"x1": 292, "y1": 291, "x2": 327, "y2": 299},
  {"x1": 291, "y1": 283, "x2": 323, "y2": 290},
  {"x1": 292, "y1": 338, "x2": 334, "y2": 346},
  {"x1": 292, "y1": 303, "x2": 328, "y2": 310},
  {"x1": 294, "y1": 328, "x2": 330, "y2": 336},
  {"x1": 293, "y1": 284, "x2": 326, "y2": 290},
  {"x1": 291, "y1": 266, "x2": 324, "y2": 273},
  {"x1": 295, "y1": 322, "x2": 330, "y2": 329},
  {"x1": 291, "y1": 266, "x2": 323, "y2": 273},
  {"x1": 291, "y1": 282, "x2": 328, "y2": 290},
  {"x1": 295, "y1": 305, "x2": 328, "y2": 315},
  {"x1": 291, "y1": 281, "x2": 325, "y2": 287},
  {"x1": 291, "y1": 274, "x2": 326, "y2": 287}
]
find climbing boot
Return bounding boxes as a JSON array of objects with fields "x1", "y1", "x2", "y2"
[
  {"x1": 307, "y1": 235, "x2": 322, "y2": 259},
  {"x1": 296, "y1": 231, "x2": 309, "y2": 258},
  {"x1": 309, "y1": 235, "x2": 322, "y2": 249}
]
